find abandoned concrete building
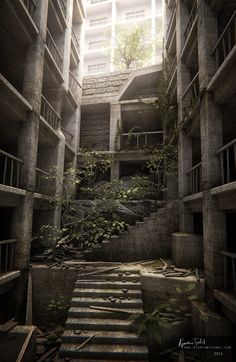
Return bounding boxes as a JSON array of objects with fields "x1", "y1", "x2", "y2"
[{"x1": 0, "y1": 0, "x2": 236, "y2": 361}]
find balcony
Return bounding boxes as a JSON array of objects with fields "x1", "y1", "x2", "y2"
[
  {"x1": 62, "y1": 127, "x2": 74, "y2": 147},
  {"x1": 217, "y1": 138, "x2": 236, "y2": 185},
  {"x1": 46, "y1": 29, "x2": 63, "y2": 73},
  {"x1": 0, "y1": 239, "x2": 17, "y2": 274},
  {"x1": 220, "y1": 250, "x2": 236, "y2": 296},
  {"x1": 72, "y1": 27, "x2": 80, "y2": 55},
  {"x1": 184, "y1": 0, "x2": 198, "y2": 41},
  {"x1": 182, "y1": 72, "x2": 200, "y2": 121},
  {"x1": 35, "y1": 168, "x2": 54, "y2": 195},
  {"x1": 23, "y1": 0, "x2": 36, "y2": 19},
  {"x1": 213, "y1": 11, "x2": 236, "y2": 71},
  {"x1": 166, "y1": 4, "x2": 176, "y2": 47},
  {"x1": 58, "y1": 0, "x2": 67, "y2": 18},
  {"x1": 0, "y1": 150, "x2": 23, "y2": 189},
  {"x1": 69, "y1": 71, "x2": 81, "y2": 103},
  {"x1": 120, "y1": 131, "x2": 163, "y2": 151},
  {"x1": 187, "y1": 162, "x2": 202, "y2": 195},
  {"x1": 41, "y1": 95, "x2": 61, "y2": 130}
]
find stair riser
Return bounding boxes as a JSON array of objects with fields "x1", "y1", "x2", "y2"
[
  {"x1": 73, "y1": 291, "x2": 142, "y2": 298},
  {"x1": 59, "y1": 350, "x2": 149, "y2": 360},
  {"x1": 65, "y1": 322, "x2": 139, "y2": 332},
  {"x1": 62, "y1": 336, "x2": 146, "y2": 345},
  {"x1": 75, "y1": 282, "x2": 141, "y2": 289},
  {"x1": 68, "y1": 310, "x2": 142, "y2": 319},
  {"x1": 71, "y1": 300, "x2": 143, "y2": 308},
  {"x1": 76, "y1": 276, "x2": 140, "y2": 282}
]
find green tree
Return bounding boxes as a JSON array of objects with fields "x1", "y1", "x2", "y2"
[{"x1": 113, "y1": 24, "x2": 154, "y2": 70}]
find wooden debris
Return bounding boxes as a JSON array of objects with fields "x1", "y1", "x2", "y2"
[
  {"x1": 76, "y1": 334, "x2": 96, "y2": 351},
  {"x1": 17, "y1": 326, "x2": 35, "y2": 362},
  {"x1": 89, "y1": 305, "x2": 138, "y2": 314},
  {"x1": 160, "y1": 258, "x2": 168, "y2": 270},
  {"x1": 37, "y1": 347, "x2": 57, "y2": 362},
  {"x1": 0, "y1": 318, "x2": 18, "y2": 333}
]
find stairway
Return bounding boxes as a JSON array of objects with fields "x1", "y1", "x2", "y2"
[
  {"x1": 84, "y1": 202, "x2": 178, "y2": 262},
  {"x1": 59, "y1": 267, "x2": 149, "y2": 361}
]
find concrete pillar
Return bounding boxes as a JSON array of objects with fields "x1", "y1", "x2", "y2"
[
  {"x1": 197, "y1": 0, "x2": 218, "y2": 91},
  {"x1": 12, "y1": 0, "x2": 49, "y2": 270},
  {"x1": 111, "y1": 160, "x2": 120, "y2": 180},
  {"x1": 110, "y1": 0, "x2": 116, "y2": 72},
  {"x1": 63, "y1": 0, "x2": 73, "y2": 89},
  {"x1": 200, "y1": 93, "x2": 223, "y2": 190},
  {"x1": 110, "y1": 103, "x2": 121, "y2": 151},
  {"x1": 202, "y1": 191, "x2": 227, "y2": 306}
]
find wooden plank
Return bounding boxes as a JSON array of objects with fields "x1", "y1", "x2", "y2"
[
  {"x1": 16, "y1": 326, "x2": 35, "y2": 362},
  {"x1": 37, "y1": 347, "x2": 57, "y2": 362},
  {"x1": 0, "y1": 318, "x2": 18, "y2": 333},
  {"x1": 76, "y1": 335, "x2": 96, "y2": 351},
  {"x1": 89, "y1": 305, "x2": 139, "y2": 314}
]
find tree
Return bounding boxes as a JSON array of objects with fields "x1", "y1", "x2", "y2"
[{"x1": 113, "y1": 24, "x2": 154, "y2": 70}]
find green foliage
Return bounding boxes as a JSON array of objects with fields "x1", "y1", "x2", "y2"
[{"x1": 113, "y1": 24, "x2": 154, "y2": 70}]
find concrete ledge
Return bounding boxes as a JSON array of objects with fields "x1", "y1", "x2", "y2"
[
  {"x1": 183, "y1": 192, "x2": 203, "y2": 203},
  {"x1": 214, "y1": 289, "x2": 236, "y2": 317},
  {"x1": 0, "y1": 184, "x2": 26, "y2": 196},
  {"x1": 210, "y1": 181, "x2": 236, "y2": 196},
  {"x1": 39, "y1": 115, "x2": 61, "y2": 143},
  {"x1": 0, "y1": 271, "x2": 20, "y2": 285}
]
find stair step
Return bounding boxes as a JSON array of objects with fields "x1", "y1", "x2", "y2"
[
  {"x1": 68, "y1": 306, "x2": 143, "y2": 319},
  {"x1": 59, "y1": 359, "x2": 148, "y2": 362},
  {"x1": 71, "y1": 297, "x2": 143, "y2": 308},
  {"x1": 73, "y1": 288, "x2": 142, "y2": 298},
  {"x1": 59, "y1": 343, "x2": 149, "y2": 359},
  {"x1": 62, "y1": 330, "x2": 145, "y2": 345},
  {"x1": 75, "y1": 281, "x2": 141, "y2": 289},
  {"x1": 75, "y1": 273, "x2": 140, "y2": 281},
  {"x1": 65, "y1": 318, "x2": 140, "y2": 332}
]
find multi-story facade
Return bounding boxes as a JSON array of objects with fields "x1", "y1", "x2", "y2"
[
  {"x1": 83, "y1": 0, "x2": 164, "y2": 75},
  {"x1": 165, "y1": 0, "x2": 236, "y2": 323},
  {"x1": 0, "y1": 0, "x2": 85, "y2": 318}
]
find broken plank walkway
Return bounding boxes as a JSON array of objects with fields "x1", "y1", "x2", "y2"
[{"x1": 59, "y1": 265, "x2": 149, "y2": 361}]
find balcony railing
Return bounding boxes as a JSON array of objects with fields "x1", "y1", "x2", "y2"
[
  {"x1": 69, "y1": 71, "x2": 81, "y2": 100},
  {"x1": 41, "y1": 95, "x2": 61, "y2": 130},
  {"x1": 0, "y1": 239, "x2": 17, "y2": 273},
  {"x1": 62, "y1": 127, "x2": 73, "y2": 146},
  {"x1": 220, "y1": 250, "x2": 236, "y2": 295},
  {"x1": 166, "y1": 5, "x2": 176, "y2": 41},
  {"x1": 35, "y1": 168, "x2": 54, "y2": 195},
  {"x1": 217, "y1": 138, "x2": 236, "y2": 185},
  {"x1": 58, "y1": 0, "x2": 67, "y2": 17},
  {"x1": 23, "y1": 0, "x2": 36, "y2": 18},
  {"x1": 121, "y1": 131, "x2": 164, "y2": 151},
  {"x1": 72, "y1": 27, "x2": 80, "y2": 54},
  {"x1": 187, "y1": 162, "x2": 202, "y2": 194},
  {"x1": 0, "y1": 150, "x2": 23, "y2": 188},
  {"x1": 46, "y1": 29, "x2": 63, "y2": 72},
  {"x1": 184, "y1": 0, "x2": 198, "y2": 40},
  {"x1": 182, "y1": 72, "x2": 200, "y2": 119},
  {"x1": 167, "y1": 56, "x2": 177, "y2": 81},
  {"x1": 213, "y1": 10, "x2": 236, "y2": 70}
]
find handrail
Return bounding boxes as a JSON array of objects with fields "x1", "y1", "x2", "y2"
[
  {"x1": 23, "y1": 0, "x2": 36, "y2": 18},
  {"x1": 0, "y1": 150, "x2": 23, "y2": 164},
  {"x1": 122, "y1": 131, "x2": 163, "y2": 136},
  {"x1": 217, "y1": 138, "x2": 236, "y2": 154},
  {"x1": 36, "y1": 168, "x2": 51, "y2": 177},
  {"x1": 58, "y1": 0, "x2": 67, "y2": 17},
  {"x1": 72, "y1": 27, "x2": 80, "y2": 53},
  {"x1": 61, "y1": 127, "x2": 73, "y2": 144},
  {"x1": 168, "y1": 56, "x2": 177, "y2": 80},
  {"x1": 186, "y1": 162, "x2": 202, "y2": 174},
  {"x1": 182, "y1": 72, "x2": 199, "y2": 100},
  {"x1": 121, "y1": 131, "x2": 164, "y2": 150},
  {"x1": 220, "y1": 250, "x2": 236, "y2": 259},
  {"x1": 41, "y1": 95, "x2": 61, "y2": 129},
  {"x1": 0, "y1": 239, "x2": 18, "y2": 246},
  {"x1": 46, "y1": 29, "x2": 63, "y2": 72},
  {"x1": 184, "y1": 0, "x2": 198, "y2": 38},
  {"x1": 212, "y1": 10, "x2": 236, "y2": 55},
  {"x1": 166, "y1": 5, "x2": 176, "y2": 38}
]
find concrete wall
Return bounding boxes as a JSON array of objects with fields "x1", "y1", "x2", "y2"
[
  {"x1": 31, "y1": 265, "x2": 78, "y2": 325},
  {"x1": 80, "y1": 111, "x2": 110, "y2": 150}
]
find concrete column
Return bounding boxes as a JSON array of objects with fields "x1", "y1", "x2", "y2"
[
  {"x1": 111, "y1": 160, "x2": 120, "y2": 180},
  {"x1": 202, "y1": 191, "x2": 227, "y2": 306},
  {"x1": 197, "y1": 0, "x2": 218, "y2": 91},
  {"x1": 200, "y1": 93, "x2": 223, "y2": 190},
  {"x1": 110, "y1": 0, "x2": 116, "y2": 72},
  {"x1": 151, "y1": 0, "x2": 156, "y2": 64},
  {"x1": 110, "y1": 103, "x2": 121, "y2": 151},
  {"x1": 63, "y1": 0, "x2": 73, "y2": 89},
  {"x1": 12, "y1": 0, "x2": 49, "y2": 270}
]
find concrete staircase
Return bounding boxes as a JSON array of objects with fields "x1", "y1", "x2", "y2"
[
  {"x1": 59, "y1": 268, "x2": 149, "y2": 361},
  {"x1": 84, "y1": 202, "x2": 178, "y2": 262}
]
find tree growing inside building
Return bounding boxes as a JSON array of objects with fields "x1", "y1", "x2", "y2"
[{"x1": 112, "y1": 24, "x2": 154, "y2": 70}]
